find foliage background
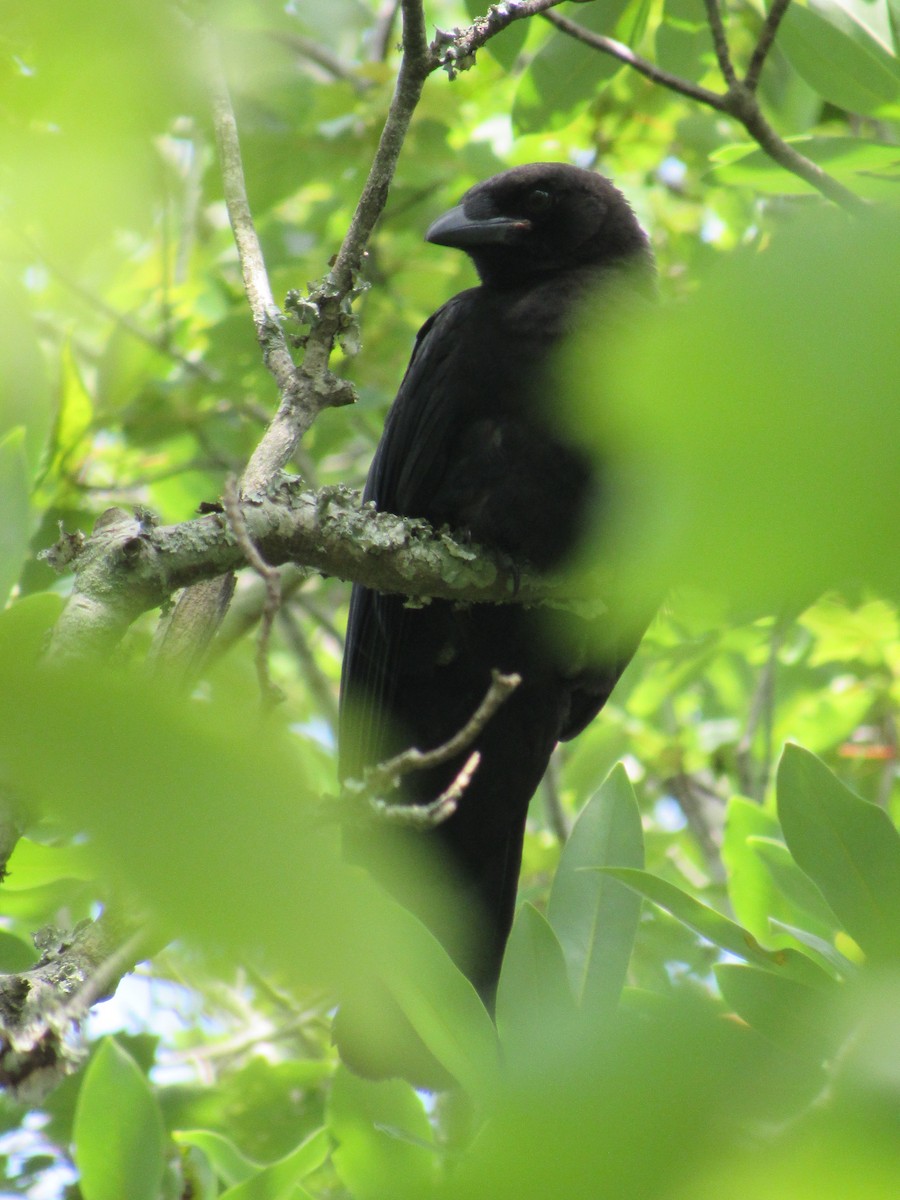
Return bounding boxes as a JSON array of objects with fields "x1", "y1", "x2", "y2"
[{"x1": 0, "y1": 0, "x2": 898, "y2": 1196}]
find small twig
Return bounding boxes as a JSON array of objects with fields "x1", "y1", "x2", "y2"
[
  {"x1": 277, "y1": 605, "x2": 340, "y2": 731},
  {"x1": 745, "y1": 0, "x2": 792, "y2": 91},
  {"x1": 666, "y1": 772, "x2": 726, "y2": 884},
  {"x1": 736, "y1": 619, "x2": 785, "y2": 802},
  {"x1": 702, "y1": 0, "x2": 739, "y2": 88},
  {"x1": 364, "y1": 669, "x2": 521, "y2": 796},
  {"x1": 222, "y1": 477, "x2": 283, "y2": 707},
  {"x1": 269, "y1": 32, "x2": 371, "y2": 90},
  {"x1": 430, "y1": 0, "x2": 567, "y2": 75},
  {"x1": 542, "y1": 11, "x2": 730, "y2": 111},
  {"x1": 371, "y1": 0, "x2": 402, "y2": 61},
  {"x1": 205, "y1": 29, "x2": 301, "y2": 416},
  {"x1": 544, "y1": 9, "x2": 867, "y2": 213},
  {"x1": 541, "y1": 750, "x2": 569, "y2": 844},
  {"x1": 371, "y1": 751, "x2": 481, "y2": 829}
]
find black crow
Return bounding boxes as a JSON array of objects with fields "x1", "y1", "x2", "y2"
[{"x1": 339, "y1": 162, "x2": 655, "y2": 1003}]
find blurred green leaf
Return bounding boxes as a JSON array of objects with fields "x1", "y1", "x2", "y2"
[
  {"x1": 219, "y1": 1128, "x2": 329, "y2": 1200},
  {"x1": 0, "y1": 929, "x2": 37, "y2": 971},
  {"x1": 777, "y1": 744, "x2": 900, "y2": 963},
  {"x1": 715, "y1": 962, "x2": 832, "y2": 1061},
  {"x1": 0, "y1": 428, "x2": 32, "y2": 605},
  {"x1": 173, "y1": 1131, "x2": 262, "y2": 1188},
  {"x1": 547, "y1": 765, "x2": 643, "y2": 1014},
  {"x1": 748, "y1": 835, "x2": 843, "y2": 935},
  {"x1": 709, "y1": 136, "x2": 900, "y2": 198},
  {"x1": 73, "y1": 1038, "x2": 165, "y2": 1200},
  {"x1": 568, "y1": 211, "x2": 900, "y2": 612},
  {"x1": 604, "y1": 867, "x2": 834, "y2": 986},
  {"x1": 328, "y1": 1067, "x2": 435, "y2": 1200}
]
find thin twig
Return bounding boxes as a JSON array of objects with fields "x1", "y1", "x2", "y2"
[
  {"x1": 745, "y1": 0, "x2": 792, "y2": 91},
  {"x1": 277, "y1": 606, "x2": 340, "y2": 731},
  {"x1": 205, "y1": 29, "x2": 302, "y2": 416},
  {"x1": 429, "y1": 0, "x2": 567, "y2": 74},
  {"x1": 222, "y1": 476, "x2": 283, "y2": 707},
  {"x1": 371, "y1": 751, "x2": 481, "y2": 829},
  {"x1": 363, "y1": 669, "x2": 521, "y2": 796},
  {"x1": 543, "y1": 11, "x2": 730, "y2": 111},
  {"x1": 736, "y1": 619, "x2": 786, "y2": 802},
  {"x1": 702, "y1": 0, "x2": 739, "y2": 87},
  {"x1": 541, "y1": 750, "x2": 569, "y2": 844},
  {"x1": 545, "y1": 9, "x2": 867, "y2": 213},
  {"x1": 371, "y1": 0, "x2": 402, "y2": 61}
]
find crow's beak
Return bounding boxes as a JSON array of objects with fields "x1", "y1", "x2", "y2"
[{"x1": 425, "y1": 203, "x2": 530, "y2": 249}]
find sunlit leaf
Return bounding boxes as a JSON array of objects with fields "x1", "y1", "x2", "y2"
[
  {"x1": 173, "y1": 1131, "x2": 262, "y2": 1188},
  {"x1": 73, "y1": 1038, "x2": 165, "y2": 1200},
  {"x1": 603, "y1": 867, "x2": 834, "y2": 986},
  {"x1": 777, "y1": 744, "x2": 900, "y2": 963},
  {"x1": 219, "y1": 1128, "x2": 330, "y2": 1200}
]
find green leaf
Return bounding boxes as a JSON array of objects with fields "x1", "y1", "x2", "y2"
[
  {"x1": 73, "y1": 1038, "x2": 166, "y2": 1200},
  {"x1": 769, "y1": 919, "x2": 859, "y2": 977},
  {"x1": 496, "y1": 903, "x2": 576, "y2": 1057},
  {"x1": 714, "y1": 962, "x2": 833, "y2": 1061},
  {"x1": 220, "y1": 1129, "x2": 330, "y2": 1200},
  {"x1": 547, "y1": 765, "x2": 644, "y2": 1014},
  {"x1": 0, "y1": 428, "x2": 32, "y2": 606},
  {"x1": 777, "y1": 744, "x2": 900, "y2": 963},
  {"x1": 0, "y1": 929, "x2": 38, "y2": 971},
  {"x1": 748, "y1": 835, "x2": 843, "y2": 935},
  {"x1": 709, "y1": 136, "x2": 900, "y2": 198},
  {"x1": 603, "y1": 868, "x2": 833, "y2": 987},
  {"x1": 173, "y1": 1131, "x2": 262, "y2": 1188},
  {"x1": 779, "y1": 0, "x2": 900, "y2": 114},
  {"x1": 328, "y1": 1067, "x2": 435, "y2": 1200},
  {"x1": 382, "y1": 906, "x2": 500, "y2": 1097},
  {"x1": 512, "y1": 0, "x2": 631, "y2": 133}
]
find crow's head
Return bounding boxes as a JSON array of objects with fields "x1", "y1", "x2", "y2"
[{"x1": 425, "y1": 162, "x2": 653, "y2": 288}]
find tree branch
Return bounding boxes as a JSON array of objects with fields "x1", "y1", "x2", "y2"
[
  {"x1": 0, "y1": 912, "x2": 150, "y2": 1102},
  {"x1": 542, "y1": 11, "x2": 730, "y2": 111},
  {"x1": 429, "y1": 0, "x2": 568, "y2": 76},
  {"x1": 42, "y1": 488, "x2": 606, "y2": 662},
  {"x1": 349, "y1": 670, "x2": 522, "y2": 830},
  {"x1": 544, "y1": 9, "x2": 867, "y2": 214},
  {"x1": 745, "y1": 0, "x2": 792, "y2": 92},
  {"x1": 702, "y1": 0, "x2": 739, "y2": 88}
]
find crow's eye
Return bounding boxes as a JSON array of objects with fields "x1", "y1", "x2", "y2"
[{"x1": 522, "y1": 188, "x2": 553, "y2": 216}]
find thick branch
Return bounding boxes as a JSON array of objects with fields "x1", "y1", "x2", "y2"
[
  {"x1": 42, "y1": 488, "x2": 606, "y2": 661},
  {"x1": 0, "y1": 912, "x2": 149, "y2": 1102}
]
